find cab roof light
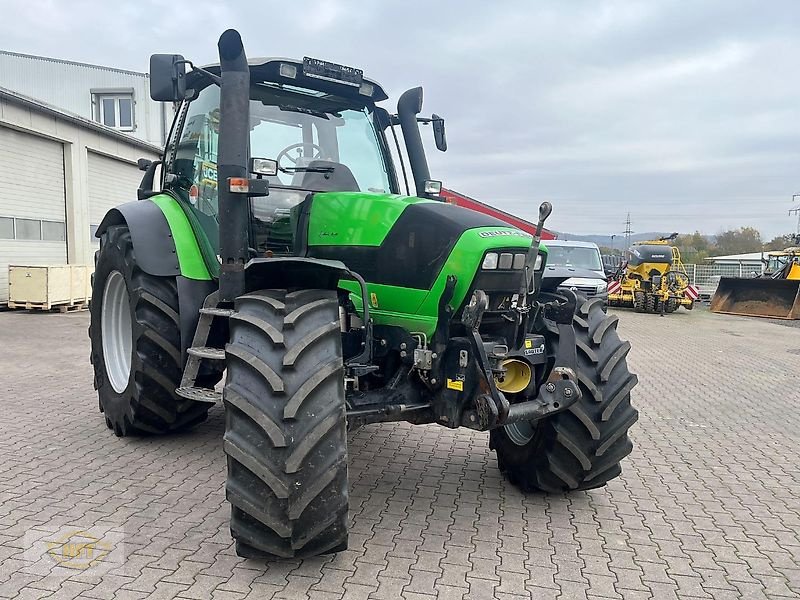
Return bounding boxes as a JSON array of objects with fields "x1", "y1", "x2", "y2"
[
  {"x1": 279, "y1": 63, "x2": 297, "y2": 79},
  {"x1": 359, "y1": 82, "x2": 374, "y2": 97}
]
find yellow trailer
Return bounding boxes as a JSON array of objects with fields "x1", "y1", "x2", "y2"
[{"x1": 607, "y1": 236, "x2": 697, "y2": 314}]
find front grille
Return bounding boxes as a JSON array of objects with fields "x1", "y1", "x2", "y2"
[{"x1": 559, "y1": 284, "x2": 600, "y2": 297}]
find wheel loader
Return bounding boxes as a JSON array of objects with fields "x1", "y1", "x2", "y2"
[
  {"x1": 88, "y1": 30, "x2": 638, "y2": 559},
  {"x1": 711, "y1": 245, "x2": 800, "y2": 319},
  {"x1": 607, "y1": 234, "x2": 696, "y2": 314}
]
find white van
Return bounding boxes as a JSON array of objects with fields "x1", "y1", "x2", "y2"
[{"x1": 544, "y1": 240, "x2": 608, "y2": 301}]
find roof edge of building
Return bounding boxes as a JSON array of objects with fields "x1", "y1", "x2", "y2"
[
  {"x1": 0, "y1": 49, "x2": 147, "y2": 78},
  {"x1": 0, "y1": 86, "x2": 163, "y2": 153}
]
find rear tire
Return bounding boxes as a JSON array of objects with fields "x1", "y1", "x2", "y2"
[
  {"x1": 645, "y1": 293, "x2": 656, "y2": 313},
  {"x1": 665, "y1": 298, "x2": 678, "y2": 313},
  {"x1": 223, "y1": 289, "x2": 349, "y2": 559},
  {"x1": 633, "y1": 291, "x2": 645, "y2": 312},
  {"x1": 89, "y1": 224, "x2": 211, "y2": 436},
  {"x1": 490, "y1": 296, "x2": 639, "y2": 492}
]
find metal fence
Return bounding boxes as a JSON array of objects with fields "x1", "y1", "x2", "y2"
[{"x1": 682, "y1": 262, "x2": 764, "y2": 300}]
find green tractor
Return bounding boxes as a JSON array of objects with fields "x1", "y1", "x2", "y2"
[{"x1": 89, "y1": 30, "x2": 638, "y2": 559}]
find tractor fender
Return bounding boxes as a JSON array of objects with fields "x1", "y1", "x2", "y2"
[
  {"x1": 96, "y1": 196, "x2": 211, "y2": 281},
  {"x1": 96, "y1": 200, "x2": 181, "y2": 277},
  {"x1": 244, "y1": 257, "x2": 348, "y2": 292}
]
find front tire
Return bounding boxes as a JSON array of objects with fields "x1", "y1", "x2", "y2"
[
  {"x1": 490, "y1": 296, "x2": 639, "y2": 492},
  {"x1": 223, "y1": 289, "x2": 349, "y2": 559},
  {"x1": 89, "y1": 224, "x2": 211, "y2": 436}
]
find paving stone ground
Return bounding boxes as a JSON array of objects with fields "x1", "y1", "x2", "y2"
[{"x1": 1, "y1": 306, "x2": 799, "y2": 599}]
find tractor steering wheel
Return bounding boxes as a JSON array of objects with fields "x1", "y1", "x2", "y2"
[{"x1": 276, "y1": 143, "x2": 325, "y2": 175}]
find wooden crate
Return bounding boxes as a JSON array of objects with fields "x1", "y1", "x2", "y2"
[{"x1": 7, "y1": 264, "x2": 91, "y2": 311}]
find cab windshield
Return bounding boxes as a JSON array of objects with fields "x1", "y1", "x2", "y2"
[
  {"x1": 767, "y1": 255, "x2": 789, "y2": 273},
  {"x1": 546, "y1": 246, "x2": 603, "y2": 272},
  {"x1": 167, "y1": 83, "x2": 393, "y2": 255}
]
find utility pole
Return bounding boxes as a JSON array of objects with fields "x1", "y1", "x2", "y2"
[
  {"x1": 791, "y1": 194, "x2": 800, "y2": 239},
  {"x1": 623, "y1": 213, "x2": 633, "y2": 250}
]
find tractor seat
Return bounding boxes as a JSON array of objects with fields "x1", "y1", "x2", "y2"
[{"x1": 291, "y1": 160, "x2": 360, "y2": 193}]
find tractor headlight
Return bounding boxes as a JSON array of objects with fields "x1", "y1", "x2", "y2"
[
  {"x1": 498, "y1": 253, "x2": 514, "y2": 270},
  {"x1": 484, "y1": 251, "x2": 542, "y2": 270},
  {"x1": 482, "y1": 253, "x2": 499, "y2": 270}
]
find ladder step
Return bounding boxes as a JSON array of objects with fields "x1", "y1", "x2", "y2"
[
  {"x1": 176, "y1": 386, "x2": 221, "y2": 403},
  {"x1": 200, "y1": 307, "x2": 235, "y2": 317},
  {"x1": 187, "y1": 346, "x2": 225, "y2": 360}
]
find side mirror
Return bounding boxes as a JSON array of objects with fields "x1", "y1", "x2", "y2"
[
  {"x1": 149, "y1": 54, "x2": 187, "y2": 101},
  {"x1": 432, "y1": 114, "x2": 447, "y2": 152},
  {"x1": 137, "y1": 159, "x2": 163, "y2": 200},
  {"x1": 373, "y1": 107, "x2": 393, "y2": 131}
]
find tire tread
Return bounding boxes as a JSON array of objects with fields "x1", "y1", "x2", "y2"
[
  {"x1": 491, "y1": 295, "x2": 638, "y2": 492},
  {"x1": 223, "y1": 289, "x2": 348, "y2": 559}
]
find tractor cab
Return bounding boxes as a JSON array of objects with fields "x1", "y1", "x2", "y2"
[
  {"x1": 765, "y1": 248, "x2": 800, "y2": 278},
  {"x1": 161, "y1": 57, "x2": 430, "y2": 266}
]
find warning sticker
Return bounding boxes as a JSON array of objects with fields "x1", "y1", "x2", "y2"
[{"x1": 446, "y1": 378, "x2": 464, "y2": 391}]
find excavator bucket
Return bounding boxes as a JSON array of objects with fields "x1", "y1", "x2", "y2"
[{"x1": 710, "y1": 277, "x2": 800, "y2": 319}]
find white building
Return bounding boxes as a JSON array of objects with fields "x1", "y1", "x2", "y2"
[
  {"x1": 705, "y1": 252, "x2": 765, "y2": 273},
  {"x1": 0, "y1": 87, "x2": 161, "y2": 302},
  {"x1": 0, "y1": 50, "x2": 169, "y2": 146}
]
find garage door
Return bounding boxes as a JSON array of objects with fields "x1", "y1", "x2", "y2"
[
  {"x1": 0, "y1": 126, "x2": 67, "y2": 302},
  {"x1": 88, "y1": 151, "x2": 143, "y2": 243}
]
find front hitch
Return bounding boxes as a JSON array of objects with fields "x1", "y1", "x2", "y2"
[{"x1": 469, "y1": 290, "x2": 582, "y2": 429}]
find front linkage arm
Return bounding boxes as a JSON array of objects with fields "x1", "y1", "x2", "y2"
[{"x1": 465, "y1": 289, "x2": 582, "y2": 430}]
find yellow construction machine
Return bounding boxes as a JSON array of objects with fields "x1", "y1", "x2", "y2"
[
  {"x1": 608, "y1": 234, "x2": 697, "y2": 314},
  {"x1": 711, "y1": 245, "x2": 800, "y2": 319}
]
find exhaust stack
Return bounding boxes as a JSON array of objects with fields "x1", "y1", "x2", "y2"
[
  {"x1": 397, "y1": 87, "x2": 431, "y2": 197},
  {"x1": 217, "y1": 29, "x2": 250, "y2": 302}
]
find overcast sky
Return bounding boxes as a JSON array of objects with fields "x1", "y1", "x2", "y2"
[{"x1": 3, "y1": 1, "x2": 800, "y2": 237}]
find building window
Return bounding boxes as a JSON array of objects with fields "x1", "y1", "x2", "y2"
[
  {"x1": 94, "y1": 93, "x2": 134, "y2": 131},
  {"x1": 15, "y1": 218, "x2": 41, "y2": 240},
  {"x1": 0, "y1": 217, "x2": 13, "y2": 239},
  {"x1": 42, "y1": 220, "x2": 66, "y2": 242},
  {"x1": 0, "y1": 217, "x2": 66, "y2": 241}
]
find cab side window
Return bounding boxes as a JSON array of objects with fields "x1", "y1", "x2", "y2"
[{"x1": 164, "y1": 85, "x2": 222, "y2": 250}]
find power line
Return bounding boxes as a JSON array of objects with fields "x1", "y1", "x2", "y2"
[{"x1": 623, "y1": 212, "x2": 634, "y2": 249}]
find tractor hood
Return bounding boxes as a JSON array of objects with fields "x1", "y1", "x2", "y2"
[
  {"x1": 305, "y1": 192, "x2": 530, "y2": 248},
  {"x1": 303, "y1": 191, "x2": 536, "y2": 335}
]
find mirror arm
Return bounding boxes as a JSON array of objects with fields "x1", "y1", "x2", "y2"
[{"x1": 178, "y1": 60, "x2": 222, "y2": 86}]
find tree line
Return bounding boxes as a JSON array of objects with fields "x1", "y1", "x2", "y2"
[{"x1": 599, "y1": 228, "x2": 798, "y2": 263}]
